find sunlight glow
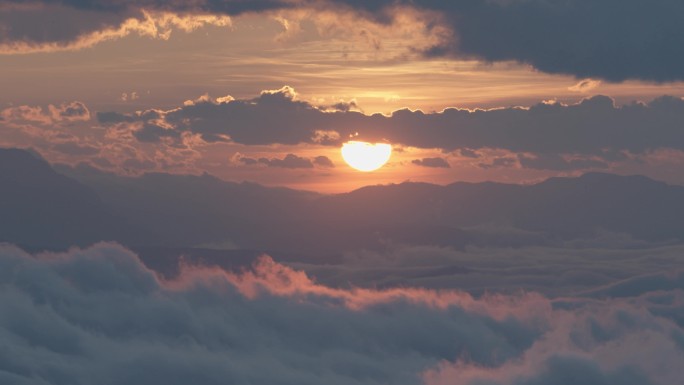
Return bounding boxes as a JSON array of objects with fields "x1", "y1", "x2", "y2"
[{"x1": 341, "y1": 141, "x2": 392, "y2": 172}]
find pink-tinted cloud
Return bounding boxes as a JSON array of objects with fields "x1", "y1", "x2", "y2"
[
  {"x1": 1, "y1": 101, "x2": 90, "y2": 125},
  {"x1": 0, "y1": 242, "x2": 681, "y2": 385}
]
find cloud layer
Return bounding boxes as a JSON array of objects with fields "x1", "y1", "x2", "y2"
[
  {"x1": 409, "y1": 0, "x2": 684, "y2": 82},
  {"x1": 0, "y1": 243, "x2": 682, "y2": 385},
  {"x1": 3, "y1": 1, "x2": 684, "y2": 81},
  {"x1": 292, "y1": 240, "x2": 684, "y2": 296},
  {"x1": 0, "y1": 5, "x2": 232, "y2": 54},
  {"x1": 412, "y1": 157, "x2": 450, "y2": 168},
  {"x1": 98, "y1": 89, "x2": 684, "y2": 159},
  {"x1": 5, "y1": 90, "x2": 684, "y2": 192},
  {"x1": 6, "y1": 90, "x2": 684, "y2": 189}
]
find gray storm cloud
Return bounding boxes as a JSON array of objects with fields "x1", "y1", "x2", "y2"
[
  {"x1": 3, "y1": 1, "x2": 684, "y2": 81},
  {"x1": 0, "y1": 243, "x2": 682, "y2": 385}
]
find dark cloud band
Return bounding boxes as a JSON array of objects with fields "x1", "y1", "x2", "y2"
[
  {"x1": 3, "y1": 1, "x2": 684, "y2": 81},
  {"x1": 98, "y1": 89, "x2": 684, "y2": 162}
]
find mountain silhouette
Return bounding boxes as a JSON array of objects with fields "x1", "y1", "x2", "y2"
[
  {"x1": 4, "y1": 148, "x2": 683, "y2": 254},
  {"x1": 0, "y1": 148, "x2": 130, "y2": 249}
]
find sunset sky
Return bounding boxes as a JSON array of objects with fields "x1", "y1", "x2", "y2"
[
  {"x1": 3, "y1": 0, "x2": 684, "y2": 191},
  {"x1": 2, "y1": 2, "x2": 684, "y2": 385}
]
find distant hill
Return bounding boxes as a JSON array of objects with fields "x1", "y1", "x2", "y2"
[
  {"x1": 57, "y1": 164, "x2": 472, "y2": 254},
  {"x1": 316, "y1": 172, "x2": 684, "y2": 241},
  {"x1": 0, "y1": 148, "x2": 130, "y2": 249},
  {"x1": 56, "y1": 163, "x2": 320, "y2": 249},
  {"x1": 3, "y1": 148, "x2": 683, "y2": 254}
]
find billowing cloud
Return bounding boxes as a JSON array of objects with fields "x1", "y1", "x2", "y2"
[
  {"x1": 0, "y1": 105, "x2": 53, "y2": 125},
  {"x1": 235, "y1": 152, "x2": 333, "y2": 169},
  {"x1": 1, "y1": 101, "x2": 90, "y2": 125},
  {"x1": 313, "y1": 155, "x2": 335, "y2": 168},
  {"x1": 97, "y1": 90, "x2": 684, "y2": 163},
  {"x1": 0, "y1": 243, "x2": 681, "y2": 385},
  {"x1": 5, "y1": 91, "x2": 684, "y2": 180},
  {"x1": 237, "y1": 156, "x2": 259, "y2": 166},
  {"x1": 100, "y1": 86, "x2": 327, "y2": 146},
  {"x1": 133, "y1": 122, "x2": 182, "y2": 143},
  {"x1": 259, "y1": 153, "x2": 314, "y2": 169},
  {"x1": 412, "y1": 157, "x2": 450, "y2": 168},
  {"x1": 49, "y1": 101, "x2": 91, "y2": 122}
]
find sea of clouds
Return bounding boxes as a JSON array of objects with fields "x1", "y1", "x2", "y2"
[{"x1": 0, "y1": 243, "x2": 682, "y2": 385}]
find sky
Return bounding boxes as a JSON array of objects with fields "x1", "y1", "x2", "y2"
[
  {"x1": 3, "y1": 0, "x2": 684, "y2": 192},
  {"x1": 2, "y1": 2, "x2": 684, "y2": 385}
]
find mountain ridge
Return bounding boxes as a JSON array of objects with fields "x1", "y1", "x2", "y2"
[{"x1": 3, "y1": 148, "x2": 683, "y2": 254}]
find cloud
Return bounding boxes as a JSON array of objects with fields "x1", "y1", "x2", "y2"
[
  {"x1": 97, "y1": 90, "x2": 684, "y2": 172},
  {"x1": 49, "y1": 101, "x2": 91, "y2": 121},
  {"x1": 478, "y1": 156, "x2": 516, "y2": 169},
  {"x1": 52, "y1": 141, "x2": 100, "y2": 156},
  {"x1": 425, "y1": 348, "x2": 664, "y2": 385},
  {"x1": 517, "y1": 153, "x2": 609, "y2": 171},
  {"x1": 258, "y1": 153, "x2": 314, "y2": 169},
  {"x1": 412, "y1": 157, "x2": 450, "y2": 168},
  {"x1": 103, "y1": 86, "x2": 328, "y2": 146},
  {"x1": 0, "y1": 242, "x2": 681, "y2": 385},
  {"x1": 0, "y1": 105, "x2": 53, "y2": 125},
  {"x1": 0, "y1": 6, "x2": 232, "y2": 54},
  {"x1": 569, "y1": 79, "x2": 601, "y2": 93},
  {"x1": 293, "y1": 241, "x2": 684, "y2": 297},
  {"x1": 9, "y1": 0, "x2": 294, "y2": 15},
  {"x1": 579, "y1": 270, "x2": 684, "y2": 300},
  {"x1": 4, "y1": 1, "x2": 684, "y2": 81},
  {"x1": 120, "y1": 91, "x2": 139, "y2": 102},
  {"x1": 313, "y1": 155, "x2": 335, "y2": 168},
  {"x1": 133, "y1": 122, "x2": 182, "y2": 143},
  {"x1": 390, "y1": 0, "x2": 684, "y2": 82},
  {"x1": 458, "y1": 148, "x2": 480, "y2": 158},
  {"x1": 1, "y1": 101, "x2": 90, "y2": 125},
  {"x1": 122, "y1": 157, "x2": 156, "y2": 171},
  {"x1": 320, "y1": 100, "x2": 360, "y2": 113},
  {"x1": 235, "y1": 152, "x2": 328, "y2": 169},
  {"x1": 237, "y1": 156, "x2": 258, "y2": 165},
  {"x1": 5, "y1": 92, "x2": 684, "y2": 178}
]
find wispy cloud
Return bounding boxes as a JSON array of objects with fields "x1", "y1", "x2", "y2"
[{"x1": 0, "y1": 8, "x2": 231, "y2": 54}]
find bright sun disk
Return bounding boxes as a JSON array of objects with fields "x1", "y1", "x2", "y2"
[{"x1": 341, "y1": 141, "x2": 392, "y2": 172}]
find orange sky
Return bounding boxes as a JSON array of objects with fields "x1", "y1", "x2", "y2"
[{"x1": 2, "y1": 8, "x2": 684, "y2": 192}]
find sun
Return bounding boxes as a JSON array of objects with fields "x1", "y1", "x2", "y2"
[{"x1": 341, "y1": 141, "x2": 392, "y2": 172}]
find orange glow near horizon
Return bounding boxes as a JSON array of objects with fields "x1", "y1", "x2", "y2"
[{"x1": 341, "y1": 141, "x2": 393, "y2": 172}]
